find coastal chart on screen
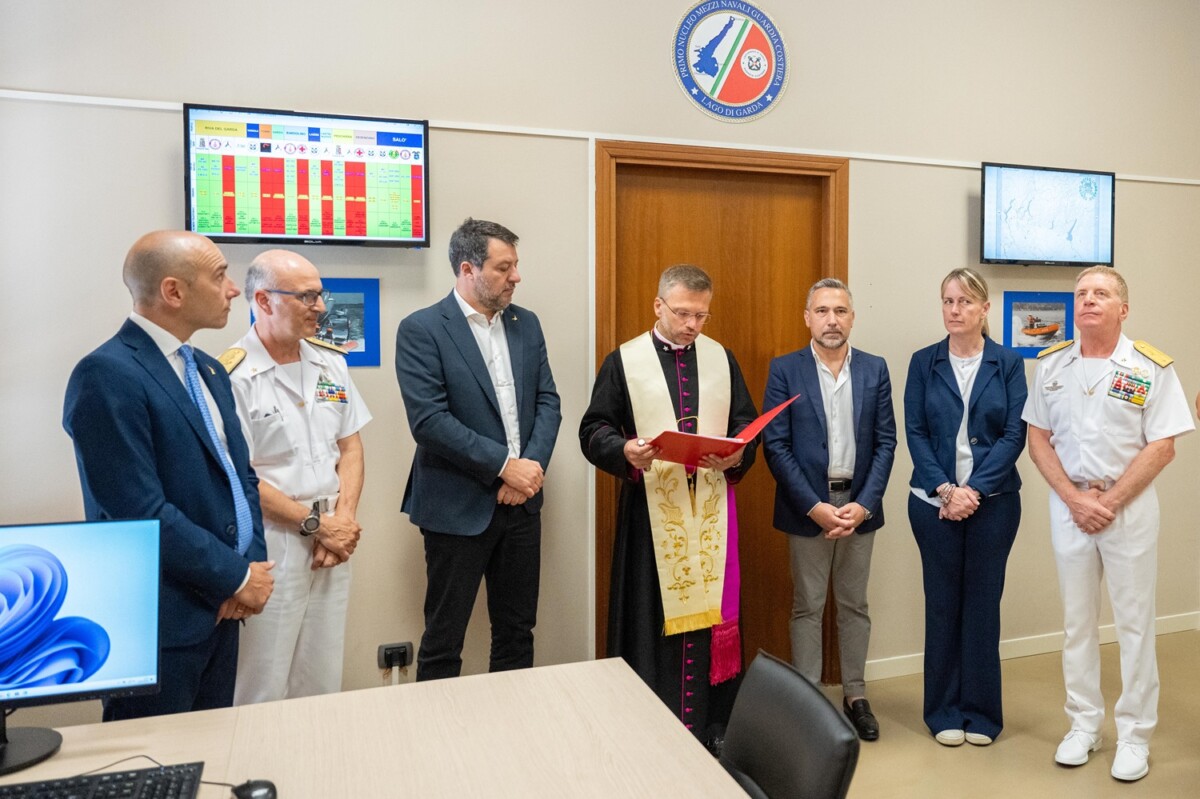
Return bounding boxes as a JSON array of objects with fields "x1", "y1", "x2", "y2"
[{"x1": 983, "y1": 169, "x2": 1112, "y2": 263}]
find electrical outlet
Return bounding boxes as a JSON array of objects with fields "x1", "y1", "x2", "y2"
[{"x1": 377, "y1": 641, "x2": 414, "y2": 670}]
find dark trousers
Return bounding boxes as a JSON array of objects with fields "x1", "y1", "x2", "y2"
[
  {"x1": 417, "y1": 506, "x2": 541, "y2": 681},
  {"x1": 103, "y1": 619, "x2": 239, "y2": 721},
  {"x1": 909, "y1": 491, "x2": 1020, "y2": 739}
]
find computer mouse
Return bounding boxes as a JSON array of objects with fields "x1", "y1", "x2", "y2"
[{"x1": 232, "y1": 779, "x2": 277, "y2": 799}]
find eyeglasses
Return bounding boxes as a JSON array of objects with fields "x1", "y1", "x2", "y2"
[
  {"x1": 266, "y1": 289, "x2": 325, "y2": 307},
  {"x1": 658, "y1": 298, "x2": 712, "y2": 324}
]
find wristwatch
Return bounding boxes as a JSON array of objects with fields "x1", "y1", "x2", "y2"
[
  {"x1": 299, "y1": 502, "x2": 321, "y2": 536},
  {"x1": 862, "y1": 507, "x2": 874, "y2": 521}
]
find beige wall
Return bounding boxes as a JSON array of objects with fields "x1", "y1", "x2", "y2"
[{"x1": 2, "y1": 0, "x2": 1198, "y2": 726}]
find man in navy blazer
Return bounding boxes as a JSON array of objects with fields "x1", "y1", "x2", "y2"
[
  {"x1": 63, "y1": 231, "x2": 273, "y2": 720},
  {"x1": 396, "y1": 218, "x2": 561, "y2": 681},
  {"x1": 763, "y1": 278, "x2": 896, "y2": 740}
]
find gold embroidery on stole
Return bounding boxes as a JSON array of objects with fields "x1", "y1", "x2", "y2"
[{"x1": 620, "y1": 333, "x2": 731, "y2": 635}]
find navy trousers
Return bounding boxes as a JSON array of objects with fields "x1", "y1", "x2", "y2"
[{"x1": 909, "y1": 491, "x2": 1020, "y2": 739}]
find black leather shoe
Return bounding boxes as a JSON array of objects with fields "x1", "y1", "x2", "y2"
[{"x1": 843, "y1": 698, "x2": 880, "y2": 741}]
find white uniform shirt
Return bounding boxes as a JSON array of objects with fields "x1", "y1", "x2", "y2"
[
  {"x1": 1022, "y1": 335, "x2": 1193, "y2": 484},
  {"x1": 453, "y1": 288, "x2": 521, "y2": 461},
  {"x1": 812, "y1": 343, "x2": 856, "y2": 480},
  {"x1": 228, "y1": 328, "x2": 372, "y2": 504}
]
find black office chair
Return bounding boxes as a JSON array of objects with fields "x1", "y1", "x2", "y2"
[{"x1": 720, "y1": 651, "x2": 860, "y2": 799}]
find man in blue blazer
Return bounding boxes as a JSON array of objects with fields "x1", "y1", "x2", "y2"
[
  {"x1": 763, "y1": 278, "x2": 896, "y2": 740},
  {"x1": 63, "y1": 230, "x2": 273, "y2": 720},
  {"x1": 396, "y1": 218, "x2": 561, "y2": 681}
]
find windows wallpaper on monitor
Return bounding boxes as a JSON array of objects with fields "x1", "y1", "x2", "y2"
[{"x1": 0, "y1": 521, "x2": 159, "y2": 704}]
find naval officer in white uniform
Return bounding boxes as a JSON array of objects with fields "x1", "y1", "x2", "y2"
[
  {"x1": 1023, "y1": 265, "x2": 1192, "y2": 782},
  {"x1": 225, "y1": 250, "x2": 372, "y2": 703}
]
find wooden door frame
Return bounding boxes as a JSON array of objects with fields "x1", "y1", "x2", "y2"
[{"x1": 593, "y1": 139, "x2": 850, "y2": 655}]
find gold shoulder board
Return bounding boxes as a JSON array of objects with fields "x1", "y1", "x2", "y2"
[
  {"x1": 218, "y1": 348, "x2": 247, "y2": 373},
  {"x1": 306, "y1": 337, "x2": 348, "y2": 355},
  {"x1": 1037, "y1": 339, "x2": 1074, "y2": 359},
  {"x1": 1134, "y1": 340, "x2": 1173, "y2": 367}
]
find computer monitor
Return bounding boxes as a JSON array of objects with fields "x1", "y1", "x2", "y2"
[
  {"x1": 980, "y1": 161, "x2": 1115, "y2": 267},
  {"x1": 0, "y1": 519, "x2": 160, "y2": 775},
  {"x1": 184, "y1": 102, "x2": 430, "y2": 247}
]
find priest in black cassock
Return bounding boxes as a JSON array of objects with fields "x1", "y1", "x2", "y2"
[{"x1": 579, "y1": 264, "x2": 758, "y2": 747}]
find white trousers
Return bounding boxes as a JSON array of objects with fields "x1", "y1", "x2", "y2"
[
  {"x1": 1050, "y1": 487, "x2": 1159, "y2": 746},
  {"x1": 234, "y1": 520, "x2": 351, "y2": 705}
]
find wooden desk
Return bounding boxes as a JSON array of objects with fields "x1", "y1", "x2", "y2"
[{"x1": 1, "y1": 659, "x2": 743, "y2": 797}]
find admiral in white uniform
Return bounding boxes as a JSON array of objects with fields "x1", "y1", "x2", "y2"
[
  {"x1": 1022, "y1": 266, "x2": 1193, "y2": 781},
  {"x1": 225, "y1": 250, "x2": 372, "y2": 704}
]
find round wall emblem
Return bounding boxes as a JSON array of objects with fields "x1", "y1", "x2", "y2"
[
  {"x1": 673, "y1": 1, "x2": 789, "y2": 122},
  {"x1": 1079, "y1": 175, "x2": 1098, "y2": 201}
]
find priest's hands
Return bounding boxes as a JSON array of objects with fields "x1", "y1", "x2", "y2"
[
  {"x1": 700, "y1": 445, "x2": 745, "y2": 472},
  {"x1": 624, "y1": 438, "x2": 660, "y2": 470}
]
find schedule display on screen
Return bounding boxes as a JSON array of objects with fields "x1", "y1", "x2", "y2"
[{"x1": 185, "y1": 104, "x2": 429, "y2": 247}]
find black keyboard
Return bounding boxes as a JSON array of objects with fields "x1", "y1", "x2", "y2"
[{"x1": 0, "y1": 761, "x2": 202, "y2": 799}]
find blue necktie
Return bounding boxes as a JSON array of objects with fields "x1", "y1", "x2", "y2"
[{"x1": 178, "y1": 344, "x2": 253, "y2": 555}]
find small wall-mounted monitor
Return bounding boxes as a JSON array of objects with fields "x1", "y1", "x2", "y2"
[
  {"x1": 981, "y1": 162, "x2": 1114, "y2": 267},
  {"x1": 0, "y1": 519, "x2": 160, "y2": 774},
  {"x1": 185, "y1": 103, "x2": 429, "y2": 247}
]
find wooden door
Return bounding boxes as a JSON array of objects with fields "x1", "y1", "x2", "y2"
[{"x1": 594, "y1": 141, "x2": 849, "y2": 675}]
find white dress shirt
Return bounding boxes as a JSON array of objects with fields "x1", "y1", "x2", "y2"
[
  {"x1": 453, "y1": 289, "x2": 522, "y2": 466},
  {"x1": 812, "y1": 343, "x2": 856, "y2": 480},
  {"x1": 129, "y1": 312, "x2": 228, "y2": 451},
  {"x1": 129, "y1": 312, "x2": 249, "y2": 590}
]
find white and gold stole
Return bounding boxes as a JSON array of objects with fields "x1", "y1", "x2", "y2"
[{"x1": 620, "y1": 332, "x2": 730, "y2": 636}]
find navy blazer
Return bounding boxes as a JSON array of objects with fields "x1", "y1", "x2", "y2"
[
  {"x1": 763, "y1": 346, "x2": 897, "y2": 537},
  {"x1": 395, "y1": 292, "x2": 562, "y2": 536},
  {"x1": 62, "y1": 319, "x2": 266, "y2": 648},
  {"x1": 904, "y1": 336, "x2": 1027, "y2": 498}
]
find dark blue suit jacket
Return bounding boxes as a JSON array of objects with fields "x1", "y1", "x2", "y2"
[
  {"x1": 395, "y1": 292, "x2": 561, "y2": 536},
  {"x1": 62, "y1": 319, "x2": 266, "y2": 648},
  {"x1": 904, "y1": 336, "x2": 1027, "y2": 498},
  {"x1": 764, "y1": 347, "x2": 896, "y2": 537}
]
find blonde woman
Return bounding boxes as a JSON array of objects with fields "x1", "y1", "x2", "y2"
[{"x1": 904, "y1": 268, "x2": 1027, "y2": 746}]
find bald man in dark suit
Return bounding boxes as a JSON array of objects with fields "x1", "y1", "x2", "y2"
[{"x1": 64, "y1": 231, "x2": 273, "y2": 719}]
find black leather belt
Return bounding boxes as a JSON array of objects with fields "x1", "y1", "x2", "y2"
[{"x1": 828, "y1": 479, "x2": 851, "y2": 492}]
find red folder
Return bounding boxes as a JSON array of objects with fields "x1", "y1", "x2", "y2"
[{"x1": 647, "y1": 394, "x2": 799, "y2": 467}]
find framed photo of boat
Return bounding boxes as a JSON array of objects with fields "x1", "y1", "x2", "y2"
[
  {"x1": 1003, "y1": 291, "x2": 1073, "y2": 358},
  {"x1": 315, "y1": 278, "x2": 381, "y2": 367}
]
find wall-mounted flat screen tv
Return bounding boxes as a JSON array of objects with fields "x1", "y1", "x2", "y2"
[
  {"x1": 981, "y1": 162, "x2": 1114, "y2": 266},
  {"x1": 185, "y1": 103, "x2": 428, "y2": 247}
]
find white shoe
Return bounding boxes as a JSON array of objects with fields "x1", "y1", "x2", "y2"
[
  {"x1": 965, "y1": 732, "x2": 993, "y2": 746},
  {"x1": 935, "y1": 729, "x2": 965, "y2": 746},
  {"x1": 1110, "y1": 740, "x2": 1149, "y2": 781},
  {"x1": 1055, "y1": 730, "x2": 1101, "y2": 766}
]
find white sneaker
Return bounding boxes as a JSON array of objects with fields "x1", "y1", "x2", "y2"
[
  {"x1": 965, "y1": 732, "x2": 993, "y2": 746},
  {"x1": 1055, "y1": 730, "x2": 1101, "y2": 766},
  {"x1": 935, "y1": 729, "x2": 965, "y2": 746},
  {"x1": 1110, "y1": 740, "x2": 1149, "y2": 781}
]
